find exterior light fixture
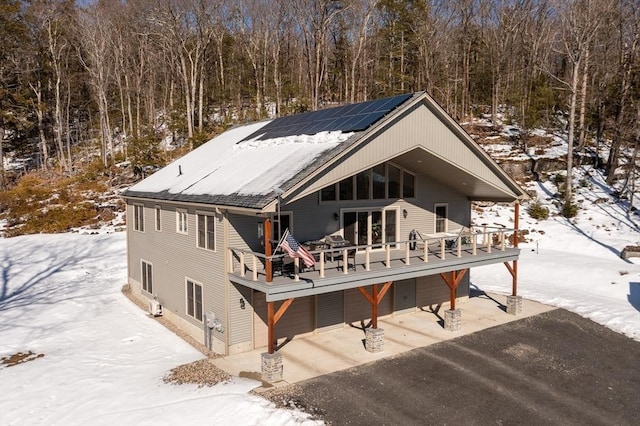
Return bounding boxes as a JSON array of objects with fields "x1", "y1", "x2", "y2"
[
  {"x1": 334, "y1": 213, "x2": 340, "y2": 221},
  {"x1": 239, "y1": 298, "x2": 245, "y2": 309},
  {"x1": 403, "y1": 209, "x2": 408, "y2": 219}
]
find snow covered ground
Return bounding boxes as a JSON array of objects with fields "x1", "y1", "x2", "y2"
[{"x1": 0, "y1": 165, "x2": 638, "y2": 425}]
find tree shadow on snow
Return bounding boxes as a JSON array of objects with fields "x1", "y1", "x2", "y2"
[
  {"x1": 0, "y1": 237, "x2": 117, "y2": 329},
  {"x1": 629, "y1": 282, "x2": 640, "y2": 313}
]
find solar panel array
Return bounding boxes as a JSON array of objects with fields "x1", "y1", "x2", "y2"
[{"x1": 241, "y1": 93, "x2": 413, "y2": 141}]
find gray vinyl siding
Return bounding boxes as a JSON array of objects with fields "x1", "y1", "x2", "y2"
[
  {"x1": 394, "y1": 279, "x2": 416, "y2": 314},
  {"x1": 415, "y1": 274, "x2": 469, "y2": 308},
  {"x1": 316, "y1": 292, "x2": 344, "y2": 331},
  {"x1": 127, "y1": 200, "x2": 226, "y2": 341}
]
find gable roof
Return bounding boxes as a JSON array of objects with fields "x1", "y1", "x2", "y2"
[{"x1": 123, "y1": 92, "x2": 527, "y2": 210}]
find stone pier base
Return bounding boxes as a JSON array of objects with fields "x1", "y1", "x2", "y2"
[
  {"x1": 261, "y1": 352, "x2": 283, "y2": 382},
  {"x1": 444, "y1": 309, "x2": 461, "y2": 331},
  {"x1": 365, "y1": 327, "x2": 384, "y2": 353},
  {"x1": 506, "y1": 295, "x2": 523, "y2": 315}
]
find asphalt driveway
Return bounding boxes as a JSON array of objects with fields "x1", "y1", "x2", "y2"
[{"x1": 263, "y1": 309, "x2": 640, "y2": 425}]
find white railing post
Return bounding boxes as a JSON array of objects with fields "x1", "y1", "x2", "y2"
[
  {"x1": 405, "y1": 241, "x2": 410, "y2": 265},
  {"x1": 440, "y1": 238, "x2": 446, "y2": 260},
  {"x1": 294, "y1": 258, "x2": 300, "y2": 281},
  {"x1": 252, "y1": 256, "x2": 257, "y2": 281},
  {"x1": 365, "y1": 246, "x2": 371, "y2": 271},
  {"x1": 501, "y1": 231, "x2": 506, "y2": 251},
  {"x1": 343, "y1": 248, "x2": 348, "y2": 274},
  {"x1": 386, "y1": 244, "x2": 391, "y2": 268},
  {"x1": 423, "y1": 240, "x2": 428, "y2": 262},
  {"x1": 487, "y1": 232, "x2": 492, "y2": 253},
  {"x1": 472, "y1": 235, "x2": 477, "y2": 255},
  {"x1": 457, "y1": 236, "x2": 462, "y2": 257},
  {"x1": 240, "y1": 252, "x2": 245, "y2": 277},
  {"x1": 319, "y1": 251, "x2": 325, "y2": 278}
]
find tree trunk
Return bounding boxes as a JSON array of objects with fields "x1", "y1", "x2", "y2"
[
  {"x1": 577, "y1": 49, "x2": 589, "y2": 151},
  {"x1": 566, "y1": 58, "x2": 581, "y2": 202}
]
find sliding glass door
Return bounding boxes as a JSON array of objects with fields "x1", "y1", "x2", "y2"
[{"x1": 342, "y1": 209, "x2": 398, "y2": 250}]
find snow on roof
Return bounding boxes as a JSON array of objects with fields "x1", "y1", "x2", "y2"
[{"x1": 127, "y1": 120, "x2": 353, "y2": 203}]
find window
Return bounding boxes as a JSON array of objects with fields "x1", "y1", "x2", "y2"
[
  {"x1": 197, "y1": 213, "x2": 215, "y2": 250},
  {"x1": 339, "y1": 177, "x2": 354, "y2": 200},
  {"x1": 320, "y1": 162, "x2": 416, "y2": 203},
  {"x1": 141, "y1": 260, "x2": 153, "y2": 294},
  {"x1": 356, "y1": 170, "x2": 370, "y2": 200},
  {"x1": 388, "y1": 164, "x2": 401, "y2": 198},
  {"x1": 372, "y1": 164, "x2": 386, "y2": 199},
  {"x1": 186, "y1": 279, "x2": 203, "y2": 321},
  {"x1": 176, "y1": 209, "x2": 188, "y2": 234},
  {"x1": 133, "y1": 204, "x2": 144, "y2": 232},
  {"x1": 403, "y1": 171, "x2": 415, "y2": 198},
  {"x1": 155, "y1": 206, "x2": 161, "y2": 231},
  {"x1": 320, "y1": 185, "x2": 336, "y2": 201},
  {"x1": 435, "y1": 204, "x2": 448, "y2": 233}
]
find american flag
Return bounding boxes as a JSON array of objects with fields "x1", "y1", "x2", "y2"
[{"x1": 280, "y1": 229, "x2": 316, "y2": 268}]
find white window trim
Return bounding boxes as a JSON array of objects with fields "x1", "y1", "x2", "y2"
[
  {"x1": 133, "y1": 204, "x2": 145, "y2": 232},
  {"x1": 141, "y1": 259, "x2": 153, "y2": 294},
  {"x1": 176, "y1": 209, "x2": 188, "y2": 235},
  {"x1": 185, "y1": 278, "x2": 203, "y2": 322},
  {"x1": 154, "y1": 205, "x2": 161, "y2": 232},
  {"x1": 196, "y1": 211, "x2": 216, "y2": 251},
  {"x1": 434, "y1": 203, "x2": 449, "y2": 233}
]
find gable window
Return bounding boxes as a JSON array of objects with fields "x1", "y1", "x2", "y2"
[
  {"x1": 356, "y1": 170, "x2": 370, "y2": 200},
  {"x1": 176, "y1": 209, "x2": 188, "y2": 234},
  {"x1": 320, "y1": 185, "x2": 336, "y2": 201},
  {"x1": 141, "y1": 260, "x2": 153, "y2": 294},
  {"x1": 320, "y1": 162, "x2": 416, "y2": 203},
  {"x1": 186, "y1": 279, "x2": 203, "y2": 321},
  {"x1": 372, "y1": 164, "x2": 386, "y2": 199},
  {"x1": 388, "y1": 164, "x2": 401, "y2": 198},
  {"x1": 403, "y1": 171, "x2": 415, "y2": 198},
  {"x1": 435, "y1": 204, "x2": 448, "y2": 233},
  {"x1": 339, "y1": 177, "x2": 354, "y2": 201},
  {"x1": 197, "y1": 213, "x2": 215, "y2": 250},
  {"x1": 155, "y1": 206, "x2": 161, "y2": 231},
  {"x1": 133, "y1": 204, "x2": 144, "y2": 232}
]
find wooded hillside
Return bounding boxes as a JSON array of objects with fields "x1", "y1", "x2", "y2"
[{"x1": 1, "y1": 0, "x2": 638, "y2": 194}]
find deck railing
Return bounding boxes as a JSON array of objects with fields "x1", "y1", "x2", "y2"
[{"x1": 228, "y1": 227, "x2": 516, "y2": 283}]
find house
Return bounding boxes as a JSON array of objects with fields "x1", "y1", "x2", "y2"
[{"x1": 122, "y1": 92, "x2": 528, "y2": 380}]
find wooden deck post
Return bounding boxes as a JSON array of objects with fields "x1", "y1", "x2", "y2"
[
  {"x1": 265, "y1": 218, "x2": 273, "y2": 282},
  {"x1": 439, "y1": 269, "x2": 468, "y2": 310},
  {"x1": 267, "y1": 298, "x2": 295, "y2": 354},
  {"x1": 357, "y1": 282, "x2": 393, "y2": 329}
]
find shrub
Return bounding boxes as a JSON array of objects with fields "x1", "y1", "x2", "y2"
[
  {"x1": 562, "y1": 200, "x2": 579, "y2": 218},
  {"x1": 527, "y1": 199, "x2": 549, "y2": 220}
]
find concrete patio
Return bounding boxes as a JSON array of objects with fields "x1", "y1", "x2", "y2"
[{"x1": 212, "y1": 291, "x2": 555, "y2": 386}]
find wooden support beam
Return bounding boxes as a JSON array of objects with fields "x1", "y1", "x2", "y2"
[
  {"x1": 267, "y1": 298, "x2": 296, "y2": 354},
  {"x1": 357, "y1": 281, "x2": 393, "y2": 329},
  {"x1": 439, "y1": 269, "x2": 468, "y2": 311}
]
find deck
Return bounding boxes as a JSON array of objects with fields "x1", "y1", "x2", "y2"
[{"x1": 228, "y1": 230, "x2": 520, "y2": 301}]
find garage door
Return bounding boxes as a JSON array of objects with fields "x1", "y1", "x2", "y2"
[
  {"x1": 253, "y1": 291, "x2": 315, "y2": 349},
  {"x1": 316, "y1": 292, "x2": 344, "y2": 332},
  {"x1": 415, "y1": 275, "x2": 449, "y2": 308},
  {"x1": 394, "y1": 279, "x2": 416, "y2": 314}
]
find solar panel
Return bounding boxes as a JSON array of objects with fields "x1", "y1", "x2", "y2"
[{"x1": 240, "y1": 93, "x2": 413, "y2": 142}]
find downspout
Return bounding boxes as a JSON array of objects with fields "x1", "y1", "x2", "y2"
[
  {"x1": 223, "y1": 209, "x2": 230, "y2": 355},
  {"x1": 512, "y1": 202, "x2": 519, "y2": 297}
]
